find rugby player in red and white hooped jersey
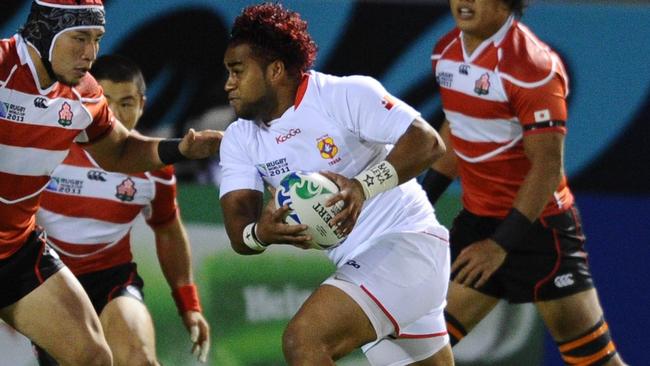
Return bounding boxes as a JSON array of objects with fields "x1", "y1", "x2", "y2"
[
  {"x1": 220, "y1": 3, "x2": 453, "y2": 365},
  {"x1": 33, "y1": 55, "x2": 210, "y2": 365},
  {"x1": 0, "y1": 1, "x2": 221, "y2": 365},
  {"x1": 423, "y1": 0, "x2": 625, "y2": 365}
]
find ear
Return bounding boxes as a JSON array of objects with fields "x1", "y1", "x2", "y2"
[{"x1": 266, "y1": 59, "x2": 286, "y2": 83}]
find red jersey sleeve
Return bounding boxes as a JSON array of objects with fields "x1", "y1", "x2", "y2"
[
  {"x1": 146, "y1": 165, "x2": 179, "y2": 228},
  {"x1": 506, "y1": 74, "x2": 568, "y2": 136}
]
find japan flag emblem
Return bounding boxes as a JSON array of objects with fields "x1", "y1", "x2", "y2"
[{"x1": 534, "y1": 109, "x2": 551, "y2": 122}]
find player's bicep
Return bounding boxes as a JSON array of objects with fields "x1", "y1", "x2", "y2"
[{"x1": 522, "y1": 132, "x2": 564, "y2": 167}]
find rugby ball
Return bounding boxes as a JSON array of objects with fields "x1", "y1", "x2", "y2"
[{"x1": 274, "y1": 171, "x2": 346, "y2": 250}]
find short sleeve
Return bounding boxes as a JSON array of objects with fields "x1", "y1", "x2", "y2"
[
  {"x1": 218, "y1": 123, "x2": 264, "y2": 198},
  {"x1": 75, "y1": 96, "x2": 115, "y2": 144},
  {"x1": 320, "y1": 75, "x2": 420, "y2": 144},
  {"x1": 145, "y1": 165, "x2": 178, "y2": 228},
  {"x1": 507, "y1": 74, "x2": 568, "y2": 135}
]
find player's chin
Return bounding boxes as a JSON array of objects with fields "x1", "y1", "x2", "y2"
[{"x1": 57, "y1": 75, "x2": 82, "y2": 86}]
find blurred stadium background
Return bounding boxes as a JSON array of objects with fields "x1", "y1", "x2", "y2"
[{"x1": 1, "y1": 0, "x2": 648, "y2": 365}]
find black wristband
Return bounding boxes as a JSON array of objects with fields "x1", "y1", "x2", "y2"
[
  {"x1": 158, "y1": 138, "x2": 187, "y2": 165},
  {"x1": 251, "y1": 223, "x2": 269, "y2": 247},
  {"x1": 421, "y1": 169, "x2": 453, "y2": 205},
  {"x1": 490, "y1": 208, "x2": 533, "y2": 252}
]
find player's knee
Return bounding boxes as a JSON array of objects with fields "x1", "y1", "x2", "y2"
[
  {"x1": 282, "y1": 319, "x2": 326, "y2": 358},
  {"x1": 556, "y1": 317, "x2": 619, "y2": 366},
  {"x1": 113, "y1": 345, "x2": 158, "y2": 366},
  {"x1": 70, "y1": 345, "x2": 113, "y2": 366},
  {"x1": 445, "y1": 310, "x2": 467, "y2": 346}
]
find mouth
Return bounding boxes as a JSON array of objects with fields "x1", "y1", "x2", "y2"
[
  {"x1": 457, "y1": 6, "x2": 474, "y2": 20},
  {"x1": 73, "y1": 67, "x2": 89, "y2": 77}
]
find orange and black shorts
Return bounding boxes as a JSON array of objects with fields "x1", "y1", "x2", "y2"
[
  {"x1": 450, "y1": 206, "x2": 594, "y2": 303},
  {"x1": 0, "y1": 229, "x2": 65, "y2": 309}
]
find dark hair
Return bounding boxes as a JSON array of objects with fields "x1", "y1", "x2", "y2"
[
  {"x1": 228, "y1": 2, "x2": 317, "y2": 76},
  {"x1": 90, "y1": 54, "x2": 146, "y2": 95},
  {"x1": 505, "y1": 0, "x2": 526, "y2": 17}
]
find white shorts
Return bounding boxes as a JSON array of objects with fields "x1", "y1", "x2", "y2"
[{"x1": 323, "y1": 231, "x2": 450, "y2": 365}]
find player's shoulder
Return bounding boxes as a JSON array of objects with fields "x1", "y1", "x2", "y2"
[
  {"x1": 313, "y1": 70, "x2": 382, "y2": 96},
  {"x1": 432, "y1": 28, "x2": 461, "y2": 57},
  {"x1": 498, "y1": 22, "x2": 565, "y2": 86}
]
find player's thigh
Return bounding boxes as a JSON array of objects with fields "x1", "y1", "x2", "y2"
[
  {"x1": 535, "y1": 288, "x2": 604, "y2": 341},
  {"x1": 285, "y1": 284, "x2": 376, "y2": 358},
  {"x1": 446, "y1": 281, "x2": 500, "y2": 330},
  {"x1": 99, "y1": 296, "x2": 157, "y2": 362},
  {"x1": 0, "y1": 267, "x2": 107, "y2": 362}
]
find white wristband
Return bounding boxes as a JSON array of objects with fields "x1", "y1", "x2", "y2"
[
  {"x1": 353, "y1": 160, "x2": 399, "y2": 200},
  {"x1": 242, "y1": 223, "x2": 267, "y2": 252}
]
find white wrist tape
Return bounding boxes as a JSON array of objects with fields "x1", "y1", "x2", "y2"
[
  {"x1": 242, "y1": 223, "x2": 267, "y2": 252},
  {"x1": 354, "y1": 160, "x2": 399, "y2": 200}
]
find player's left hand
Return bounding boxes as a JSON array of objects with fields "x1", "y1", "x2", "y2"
[
  {"x1": 182, "y1": 310, "x2": 211, "y2": 363},
  {"x1": 451, "y1": 239, "x2": 507, "y2": 288},
  {"x1": 320, "y1": 171, "x2": 365, "y2": 237},
  {"x1": 179, "y1": 129, "x2": 223, "y2": 159}
]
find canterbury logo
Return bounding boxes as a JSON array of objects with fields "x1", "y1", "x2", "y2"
[
  {"x1": 554, "y1": 273, "x2": 575, "y2": 288},
  {"x1": 275, "y1": 128, "x2": 301, "y2": 144},
  {"x1": 87, "y1": 170, "x2": 107, "y2": 182}
]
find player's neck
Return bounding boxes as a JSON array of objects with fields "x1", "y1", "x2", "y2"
[
  {"x1": 462, "y1": 14, "x2": 511, "y2": 56},
  {"x1": 262, "y1": 78, "x2": 300, "y2": 123},
  {"x1": 27, "y1": 46, "x2": 55, "y2": 88}
]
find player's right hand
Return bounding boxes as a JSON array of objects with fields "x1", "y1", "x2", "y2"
[{"x1": 256, "y1": 199, "x2": 312, "y2": 249}]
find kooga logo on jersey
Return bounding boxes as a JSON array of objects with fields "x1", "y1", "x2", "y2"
[{"x1": 276, "y1": 128, "x2": 301, "y2": 144}]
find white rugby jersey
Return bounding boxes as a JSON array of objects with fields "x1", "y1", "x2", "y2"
[
  {"x1": 0, "y1": 35, "x2": 114, "y2": 259},
  {"x1": 431, "y1": 16, "x2": 574, "y2": 218},
  {"x1": 36, "y1": 144, "x2": 178, "y2": 275},
  {"x1": 220, "y1": 71, "x2": 448, "y2": 265}
]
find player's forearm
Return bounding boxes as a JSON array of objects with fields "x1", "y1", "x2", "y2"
[
  {"x1": 86, "y1": 123, "x2": 166, "y2": 173},
  {"x1": 154, "y1": 218, "x2": 194, "y2": 288},
  {"x1": 512, "y1": 157, "x2": 563, "y2": 221},
  {"x1": 387, "y1": 118, "x2": 446, "y2": 184},
  {"x1": 430, "y1": 120, "x2": 457, "y2": 179}
]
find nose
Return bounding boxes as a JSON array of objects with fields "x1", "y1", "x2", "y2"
[
  {"x1": 82, "y1": 40, "x2": 98, "y2": 62},
  {"x1": 224, "y1": 75, "x2": 236, "y2": 92}
]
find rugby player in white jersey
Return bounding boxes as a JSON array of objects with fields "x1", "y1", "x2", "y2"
[
  {"x1": 0, "y1": 1, "x2": 220, "y2": 365},
  {"x1": 219, "y1": 3, "x2": 453, "y2": 365},
  {"x1": 33, "y1": 54, "x2": 210, "y2": 365}
]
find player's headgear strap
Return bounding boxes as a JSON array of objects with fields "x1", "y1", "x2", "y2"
[{"x1": 20, "y1": 0, "x2": 105, "y2": 65}]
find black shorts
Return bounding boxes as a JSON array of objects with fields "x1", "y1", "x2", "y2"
[
  {"x1": 0, "y1": 229, "x2": 65, "y2": 309},
  {"x1": 450, "y1": 206, "x2": 594, "y2": 303},
  {"x1": 76, "y1": 262, "x2": 145, "y2": 314}
]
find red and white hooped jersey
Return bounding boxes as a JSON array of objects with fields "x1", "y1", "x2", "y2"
[
  {"x1": 431, "y1": 16, "x2": 574, "y2": 218},
  {"x1": 0, "y1": 35, "x2": 115, "y2": 259},
  {"x1": 36, "y1": 144, "x2": 178, "y2": 275}
]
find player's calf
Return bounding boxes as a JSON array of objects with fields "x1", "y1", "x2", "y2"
[{"x1": 556, "y1": 317, "x2": 619, "y2": 366}]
